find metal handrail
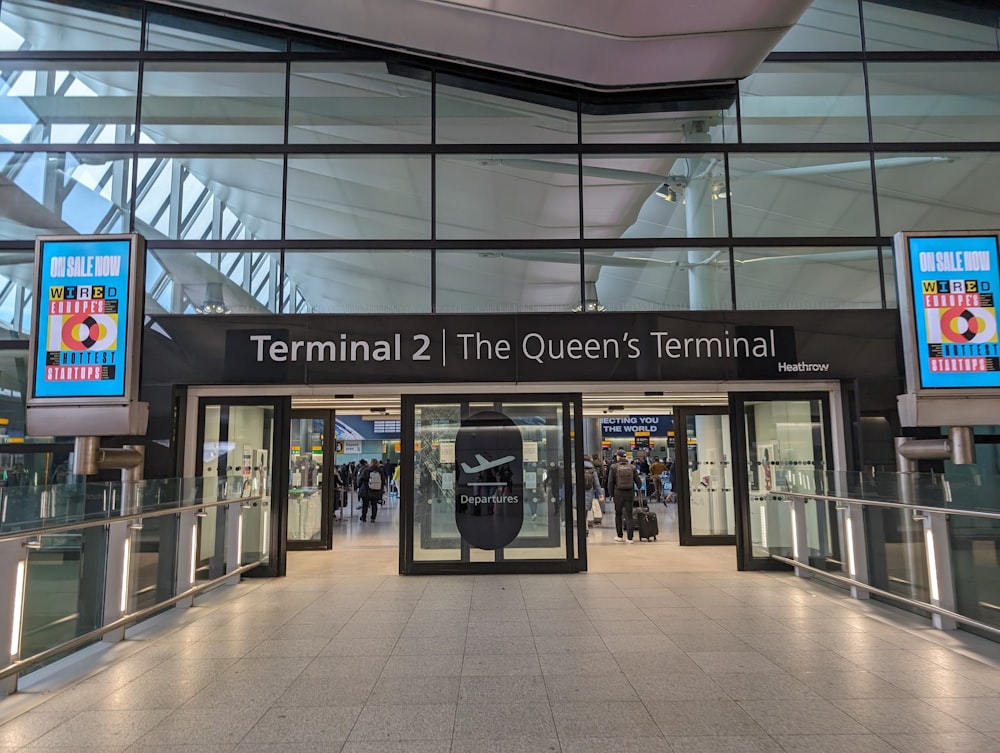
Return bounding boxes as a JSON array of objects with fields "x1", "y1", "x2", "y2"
[
  {"x1": 0, "y1": 559, "x2": 262, "y2": 682},
  {"x1": 0, "y1": 494, "x2": 264, "y2": 542},
  {"x1": 770, "y1": 554, "x2": 1000, "y2": 638},
  {"x1": 780, "y1": 490, "x2": 1000, "y2": 520}
]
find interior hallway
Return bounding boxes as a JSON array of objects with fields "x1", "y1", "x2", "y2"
[{"x1": 1, "y1": 505, "x2": 1000, "y2": 752}]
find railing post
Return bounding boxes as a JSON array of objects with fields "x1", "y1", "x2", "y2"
[
  {"x1": 224, "y1": 501, "x2": 243, "y2": 585},
  {"x1": 102, "y1": 520, "x2": 130, "y2": 643},
  {"x1": 176, "y1": 509, "x2": 198, "y2": 608},
  {"x1": 790, "y1": 496, "x2": 810, "y2": 578},
  {"x1": 842, "y1": 501, "x2": 870, "y2": 600},
  {"x1": 0, "y1": 539, "x2": 28, "y2": 697},
  {"x1": 923, "y1": 511, "x2": 958, "y2": 630}
]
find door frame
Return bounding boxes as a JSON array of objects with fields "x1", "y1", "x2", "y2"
[
  {"x1": 194, "y1": 395, "x2": 290, "y2": 578},
  {"x1": 287, "y1": 409, "x2": 335, "y2": 551},
  {"x1": 729, "y1": 391, "x2": 834, "y2": 572},
  {"x1": 399, "y1": 392, "x2": 585, "y2": 575},
  {"x1": 674, "y1": 405, "x2": 737, "y2": 547}
]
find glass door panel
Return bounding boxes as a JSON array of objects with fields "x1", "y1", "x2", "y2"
[
  {"x1": 287, "y1": 411, "x2": 333, "y2": 550},
  {"x1": 676, "y1": 407, "x2": 736, "y2": 545},
  {"x1": 402, "y1": 393, "x2": 583, "y2": 574},
  {"x1": 197, "y1": 399, "x2": 284, "y2": 577},
  {"x1": 736, "y1": 393, "x2": 832, "y2": 571}
]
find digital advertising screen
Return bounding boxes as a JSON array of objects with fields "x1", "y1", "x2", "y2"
[
  {"x1": 905, "y1": 234, "x2": 1000, "y2": 390},
  {"x1": 31, "y1": 236, "x2": 135, "y2": 400}
]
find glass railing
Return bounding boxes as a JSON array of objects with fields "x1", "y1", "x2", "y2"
[
  {"x1": 0, "y1": 475, "x2": 263, "y2": 691},
  {"x1": 765, "y1": 469, "x2": 1000, "y2": 640}
]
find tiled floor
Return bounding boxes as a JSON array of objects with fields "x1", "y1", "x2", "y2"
[{"x1": 2, "y1": 502, "x2": 1000, "y2": 752}]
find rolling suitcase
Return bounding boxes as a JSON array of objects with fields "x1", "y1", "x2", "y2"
[{"x1": 632, "y1": 504, "x2": 658, "y2": 541}]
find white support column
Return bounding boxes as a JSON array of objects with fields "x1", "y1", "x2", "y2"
[
  {"x1": 176, "y1": 509, "x2": 199, "y2": 608},
  {"x1": 0, "y1": 539, "x2": 29, "y2": 696},
  {"x1": 790, "y1": 496, "x2": 810, "y2": 578},
  {"x1": 923, "y1": 512, "x2": 958, "y2": 630},
  {"x1": 102, "y1": 520, "x2": 130, "y2": 643}
]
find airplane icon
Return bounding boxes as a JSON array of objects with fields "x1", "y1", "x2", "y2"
[{"x1": 460, "y1": 454, "x2": 515, "y2": 474}]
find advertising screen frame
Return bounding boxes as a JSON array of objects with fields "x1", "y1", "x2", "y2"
[
  {"x1": 27, "y1": 233, "x2": 146, "y2": 408},
  {"x1": 894, "y1": 229, "x2": 1000, "y2": 397}
]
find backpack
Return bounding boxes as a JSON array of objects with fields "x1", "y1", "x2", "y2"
[
  {"x1": 367, "y1": 468, "x2": 383, "y2": 491},
  {"x1": 584, "y1": 467, "x2": 595, "y2": 490},
  {"x1": 615, "y1": 462, "x2": 634, "y2": 490}
]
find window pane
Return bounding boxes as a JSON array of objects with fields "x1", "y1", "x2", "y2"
[
  {"x1": 772, "y1": 0, "x2": 861, "y2": 52},
  {"x1": 146, "y1": 249, "x2": 282, "y2": 314},
  {"x1": 882, "y1": 247, "x2": 897, "y2": 309},
  {"x1": 0, "y1": 152, "x2": 131, "y2": 239},
  {"x1": 0, "y1": 350, "x2": 28, "y2": 435},
  {"x1": 583, "y1": 154, "x2": 729, "y2": 239},
  {"x1": 869, "y1": 62, "x2": 1000, "y2": 143},
  {"x1": 436, "y1": 249, "x2": 581, "y2": 313},
  {"x1": 863, "y1": 1, "x2": 1000, "y2": 52},
  {"x1": 582, "y1": 102, "x2": 734, "y2": 145},
  {"x1": 289, "y1": 61, "x2": 431, "y2": 145},
  {"x1": 284, "y1": 250, "x2": 431, "y2": 313},
  {"x1": 585, "y1": 248, "x2": 732, "y2": 312},
  {"x1": 875, "y1": 151, "x2": 1000, "y2": 235},
  {"x1": 0, "y1": 62, "x2": 137, "y2": 145},
  {"x1": 286, "y1": 156, "x2": 432, "y2": 240},
  {"x1": 146, "y1": 9, "x2": 285, "y2": 52},
  {"x1": 436, "y1": 75, "x2": 577, "y2": 144},
  {"x1": 141, "y1": 63, "x2": 286, "y2": 144},
  {"x1": 436, "y1": 155, "x2": 579, "y2": 240},
  {"x1": 134, "y1": 155, "x2": 281, "y2": 240},
  {"x1": 0, "y1": 256, "x2": 33, "y2": 335},
  {"x1": 729, "y1": 153, "x2": 876, "y2": 237},
  {"x1": 0, "y1": 1, "x2": 141, "y2": 51},
  {"x1": 739, "y1": 62, "x2": 868, "y2": 143},
  {"x1": 733, "y1": 246, "x2": 884, "y2": 310}
]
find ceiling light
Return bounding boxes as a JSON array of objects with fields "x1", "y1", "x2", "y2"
[
  {"x1": 572, "y1": 280, "x2": 606, "y2": 313},
  {"x1": 655, "y1": 183, "x2": 679, "y2": 203},
  {"x1": 195, "y1": 282, "x2": 230, "y2": 315},
  {"x1": 711, "y1": 183, "x2": 729, "y2": 200}
]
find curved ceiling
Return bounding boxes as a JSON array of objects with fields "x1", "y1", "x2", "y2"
[{"x1": 168, "y1": 0, "x2": 812, "y2": 89}]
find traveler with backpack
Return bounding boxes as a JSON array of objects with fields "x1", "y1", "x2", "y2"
[
  {"x1": 607, "y1": 450, "x2": 640, "y2": 543},
  {"x1": 583, "y1": 454, "x2": 604, "y2": 527},
  {"x1": 358, "y1": 458, "x2": 386, "y2": 522}
]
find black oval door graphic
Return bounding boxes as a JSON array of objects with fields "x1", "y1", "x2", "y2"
[{"x1": 454, "y1": 410, "x2": 524, "y2": 550}]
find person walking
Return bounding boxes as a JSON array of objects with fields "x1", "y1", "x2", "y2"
[
  {"x1": 358, "y1": 458, "x2": 386, "y2": 522},
  {"x1": 583, "y1": 454, "x2": 604, "y2": 527},
  {"x1": 649, "y1": 455, "x2": 666, "y2": 502},
  {"x1": 607, "y1": 450, "x2": 641, "y2": 543}
]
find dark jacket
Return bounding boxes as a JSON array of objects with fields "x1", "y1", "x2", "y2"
[
  {"x1": 607, "y1": 460, "x2": 641, "y2": 496},
  {"x1": 359, "y1": 465, "x2": 386, "y2": 499}
]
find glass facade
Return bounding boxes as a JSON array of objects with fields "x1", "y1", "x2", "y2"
[{"x1": 0, "y1": 0, "x2": 997, "y2": 336}]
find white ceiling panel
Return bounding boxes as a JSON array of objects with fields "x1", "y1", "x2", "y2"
[{"x1": 169, "y1": 0, "x2": 811, "y2": 88}]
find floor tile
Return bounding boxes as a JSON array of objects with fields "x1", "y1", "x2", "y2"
[
  {"x1": 832, "y1": 698, "x2": 975, "y2": 734},
  {"x1": 348, "y1": 703, "x2": 455, "y2": 742},
  {"x1": 550, "y1": 700, "x2": 660, "y2": 739},
  {"x1": 453, "y1": 701, "x2": 556, "y2": 740},
  {"x1": 737, "y1": 698, "x2": 869, "y2": 736},
  {"x1": 772, "y1": 733, "x2": 898, "y2": 753}
]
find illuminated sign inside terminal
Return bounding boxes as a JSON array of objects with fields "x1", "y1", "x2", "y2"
[
  {"x1": 905, "y1": 234, "x2": 1000, "y2": 390},
  {"x1": 32, "y1": 237, "x2": 132, "y2": 399}
]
